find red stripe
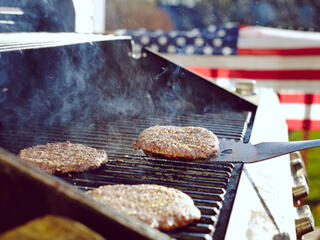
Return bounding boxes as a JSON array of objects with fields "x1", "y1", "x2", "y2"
[
  {"x1": 286, "y1": 120, "x2": 320, "y2": 130},
  {"x1": 239, "y1": 24, "x2": 249, "y2": 29},
  {"x1": 188, "y1": 67, "x2": 320, "y2": 80},
  {"x1": 238, "y1": 48, "x2": 320, "y2": 56},
  {"x1": 278, "y1": 93, "x2": 320, "y2": 104}
]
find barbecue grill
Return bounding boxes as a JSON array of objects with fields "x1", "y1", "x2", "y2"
[{"x1": 0, "y1": 33, "x2": 309, "y2": 239}]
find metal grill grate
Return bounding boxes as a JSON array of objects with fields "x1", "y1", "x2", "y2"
[{"x1": 0, "y1": 111, "x2": 251, "y2": 240}]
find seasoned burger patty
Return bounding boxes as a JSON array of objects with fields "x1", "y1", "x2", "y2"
[
  {"x1": 17, "y1": 141, "x2": 108, "y2": 174},
  {"x1": 133, "y1": 125, "x2": 219, "y2": 160},
  {"x1": 86, "y1": 184, "x2": 201, "y2": 231}
]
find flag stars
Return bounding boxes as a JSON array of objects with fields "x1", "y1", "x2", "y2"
[
  {"x1": 158, "y1": 36, "x2": 168, "y2": 45},
  {"x1": 140, "y1": 35, "x2": 150, "y2": 44},
  {"x1": 187, "y1": 28, "x2": 200, "y2": 37},
  {"x1": 222, "y1": 47, "x2": 233, "y2": 55},
  {"x1": 225, "y1": 22, "x2": 235, "y2": 29},
  {"x1": 133, "y1": 28, "x2": 147, "y2": 36},
  {"x1": 176, "y1": 37, "x2": 186, "y2": 46},
  {"x1": 208, "y1": 25, "x2": 217, "y2": 32},
  {"x1": 167, "y1": 45, "x2": 176, "y2": 53},
  {"x1": 116, "y1": 23, "x2": 238, "y2": 56},
  {"x1": 185, "y1": 46, "x2": 195, "y2": 55},
  {"x1": 213, "y1": 38, "x2": 222, "y2": 47},
  {"x1": 217, "y1": 29, "x2": 226, "y2": 37},
  {"x1": 154, "y1": 29, "x2": 164, "y2": 35},
  {"x1": 203, "y1": 46, "x2": 214, "y2": 55},
  {"x1": 169, "y1": 31, "x2": 178, "y2": 38},
  {"x1": 195, "y1": 37, "x2": 204, "y2": 46}
]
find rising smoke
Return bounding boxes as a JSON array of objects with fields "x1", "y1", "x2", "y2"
[
  {"x1": 0, "y1": 35, "x2": 247, "y2": 133},
  {"x1": 0, "y1": 39, "x2": 198, "y2": 130}
]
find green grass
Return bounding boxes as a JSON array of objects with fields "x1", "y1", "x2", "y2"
[{"x1": 289, "y1": 130, "x2": 320, "y2": 227}]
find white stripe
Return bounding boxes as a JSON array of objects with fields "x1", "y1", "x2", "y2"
[
  {"x1": 213, "y1": 78, "x2": 320, "y2": 93},
  {"x1": 279, "y1": 103, "x2": 320, "y2": 120},
  {"x1": 239, "y1": 26, "x2": 320, "y2": 49},
  {"x1": 250, "y1": 80, "x2": 320, "y2": 93},
  {"x1": 158, "y1": 54, "x2": 320, "y2": 93},
  {"x1": 159, "y1": 53, "x2": 320, "y2": 70}
]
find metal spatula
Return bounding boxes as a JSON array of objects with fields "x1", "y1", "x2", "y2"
[{"x1": 215, "y1": 139, "x2": 320, "y2": 163}]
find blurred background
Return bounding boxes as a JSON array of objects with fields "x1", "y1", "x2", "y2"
[
  {"x1": 0, "y1": 0, "x2": 319, "y2": 233},
  {"x1": 104, "y1": 0, "x2": 320, "y2": 32},
  {"x1": 101, "y1": 0, "x2": 320, "y2": 229}
]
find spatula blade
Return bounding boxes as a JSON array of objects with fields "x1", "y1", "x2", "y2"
[{"x1": 212, "y1": 139, "x2": 257, "y2": 163}]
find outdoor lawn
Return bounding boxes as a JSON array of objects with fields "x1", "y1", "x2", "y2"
[{"x1": 289, "y1": 130, "x2": 320, "y2": 227}]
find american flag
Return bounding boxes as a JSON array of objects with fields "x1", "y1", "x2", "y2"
[
  {"x1": 115, "y1": 23, "x2": 238, "y2": 56},
  {"x1": 116, "y1": 24, "x2": 320, "y2": 131}
]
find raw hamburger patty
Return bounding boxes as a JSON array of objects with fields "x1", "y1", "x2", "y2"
[
  {"x1": 17, "y1": 141, "x2": 108, "y2": 174},
  {"x1": 86, "y1": 184, "x2": 201, "y2": 231},
  {"x1": 133, "y1": 125, "x2": 220, "y2": 160}
]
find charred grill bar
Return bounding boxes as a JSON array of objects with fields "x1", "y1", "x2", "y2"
[{"x1": 0, "y1": 34, "x2": 257, "y2": 239}]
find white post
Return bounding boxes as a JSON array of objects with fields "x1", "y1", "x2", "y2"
[
  {"x1": 93, "y1": 0, "x2": 106, "y2": 33},
  {"x1": 73, "y1": 0, "x2": 105, "y2": 33}
]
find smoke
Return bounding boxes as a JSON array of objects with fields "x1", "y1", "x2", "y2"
[
  {"x1": 150, "y1": 65, "x2": 197, "y2": 116},
  {"x1": 0, "y1": 39, "x2": 164, "y2": 130},
  {"x1": 0, "y1": 35, "x2": 238, "y2": 135}
]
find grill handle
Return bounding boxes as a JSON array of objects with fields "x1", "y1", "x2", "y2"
[{"x1": 256, "y1": 139, "x2": 320, "y2": 161}]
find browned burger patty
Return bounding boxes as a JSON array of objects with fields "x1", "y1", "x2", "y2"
[
  {"x1": 86, "y1": 184, "x2": 201, "y2": 231},
  {"x1": 17, "y1": 141, "x2": 108, "y2": 174},
  {"x1": 133, "y1": 125, "x2": 219, "y2": 160}
]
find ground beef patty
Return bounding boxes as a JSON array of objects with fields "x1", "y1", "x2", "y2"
[
  {"x1": 17, "y1": 141, "x2": 108, "y2": 174},
  {"x1": 86, "y1": 184, "x2": 201, "y2": 231},
  {"x1": 133, "y1": 125, "x2": 220, "y2": 160}
]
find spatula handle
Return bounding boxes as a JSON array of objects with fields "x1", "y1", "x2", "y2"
[{"x1": 255, "y1": 139, "x2": 320, "y2": 161}]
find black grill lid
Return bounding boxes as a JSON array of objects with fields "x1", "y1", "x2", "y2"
[{"x1": 0, "y1": 34, "x2": 256, "y2": 130}]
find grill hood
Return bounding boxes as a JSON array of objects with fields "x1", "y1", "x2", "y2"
[
  {"x1": 0, "y1": 33, "x2": 256, "y2": 131},
  {"x1": 0, "y1": 34, "x2": 257, "y2": 240}
]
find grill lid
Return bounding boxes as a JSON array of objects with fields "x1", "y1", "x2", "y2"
[{"x1": 0, "y1": 35, "x2": 257, "y2": 239}]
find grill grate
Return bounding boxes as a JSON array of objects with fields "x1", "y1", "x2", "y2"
[{"x1": 0, "y1": 112, "x2": 251, "y2": 240}]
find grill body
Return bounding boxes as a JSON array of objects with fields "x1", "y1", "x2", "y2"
[{"x1": 0, "y1": 36, "x2": 257, "y2": 239}]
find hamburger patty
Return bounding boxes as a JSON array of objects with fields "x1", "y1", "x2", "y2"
[
  {"x1": 86, "y1": 184, "x2": 201, "y2": 231},
  {"x1": 17, "y1": 141, "x2": 108, "y2": 174},
  {"x1": 133, "y1": 125, "x2": 219, "y2": 160}
]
